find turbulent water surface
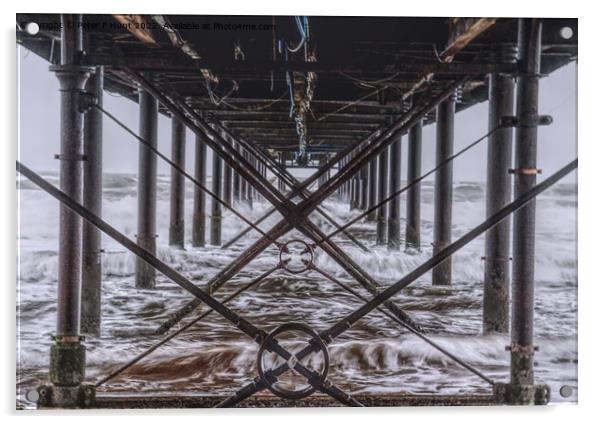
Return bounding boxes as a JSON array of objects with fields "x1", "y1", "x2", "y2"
[{"x1": 16, "y1": 173, "x2": 578, "y2": 408}]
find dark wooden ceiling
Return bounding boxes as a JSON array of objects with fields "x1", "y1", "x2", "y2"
[{"x1": 16, "y1": 14, "x2": 578, "y2": 156}]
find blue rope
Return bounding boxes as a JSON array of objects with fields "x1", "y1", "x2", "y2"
[{"x1": 287, "y1": 16, "x2": 307, "y2": 53}]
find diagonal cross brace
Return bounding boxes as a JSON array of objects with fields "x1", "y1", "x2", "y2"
[
  {"x1": 218, "y1": 158, "x2": 577, "y2": 406},
  {"x1": 147, "y1": 76, "x2": 467, "y2": 335},
  {"x1": 17, "y1": 161, "x2": 362, "y2": 406}
]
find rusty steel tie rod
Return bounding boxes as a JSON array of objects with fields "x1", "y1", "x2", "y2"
[
  {"x1": 17, "y1": 161, "x2": 362, "y2": 407},
  {"x1": 215, "y1": 158, "x2": 577, "y2": 406}
]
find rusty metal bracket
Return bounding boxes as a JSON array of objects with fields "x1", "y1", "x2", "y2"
[
  {"x1": 257, "y1": 323, "x2": 329, "y2": 400},
  {"x1": 500, "y1": 114, "x2": 553, "y2": 128},
  {"x1": 78, "y1": 90, "x2": 98, "y2": 113},
  {"x1": 508, "y1": 168, "x2": 542, "y2": 175},
  {"x1": 54, "y1": 153, "x2": 87, "y2": 161}
]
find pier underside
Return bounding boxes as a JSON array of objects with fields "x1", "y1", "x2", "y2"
[{"x1": 16, "y1": 13, "x2": 577, "y2": 409}]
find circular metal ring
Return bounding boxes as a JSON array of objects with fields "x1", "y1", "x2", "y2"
[
  {"x1": 278, "y1": 239, "x2": 314, "y2": 274},
  {"x1": 256, "y1": 322, "x2": 329, "y2": 400}
]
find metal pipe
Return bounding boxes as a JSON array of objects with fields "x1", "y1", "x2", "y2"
[
  {"x1": 81, "y1": 66, "x2": 103, "y2": 336},
  {"x1": 387, "y1": 138, "x2": 402, "y2": 250},
  {"x1": 360, "y1": 164, "x2": 369, "y2": 210},
  {"x1": 47, "y1": 13, "x2": 90, "y2": 396},
  {"x1": 246, "y1": 152, "x2": 254, "y2": 208},
  {"x1": 376, "y1": 148, "x2": 388, "y2": 245},
  {"x1": 223, "y1": 131, "x2": 233, "y2": 207},
  {"x1": 233, "y1": 148, "x2": 241, "y2": 202},
  {"x1": 509, "y1": 18, "x2": 542, "y2": 404},
  {"x1": 352, "y1": 160, "x2": 361, "y2": 210},
  {"x1": 169, "y1": 117, "x2": 186, "y2": 247},
  {"x1": 278, "y1": 152, "x2": 286, "y2": 193},
  {"x1": 367, "y1": 158, "x2": 377, "y2": 221},
  {"x1": 192, "y1": 135, "x2": 207, "y2": 247},
  {"x1": 432, "y1": 97, "x2": 455, "y2": 286},
  {"x1": 405, "y1": 120, "x2": 423, "y2": 250},
  {"x1": 483, "y1": 66, "x2": 515, "y2": 334},
  {"x1": 210, "y1": 147, "x2": 223, "y2": 245},
  {"x1": 240, "y1": 145, "x2": 248, "y2": 203},
  {"x1": 135, "y1": 89, "x2": 158, "y2": 289}
]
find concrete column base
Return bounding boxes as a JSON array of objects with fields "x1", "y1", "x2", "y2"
[
  {"x1": 37, "y1": 383, "x2": 95, "y2": 408},
  {"x1": 493, "y1": 382, "x2": 550, "y2": 405}
]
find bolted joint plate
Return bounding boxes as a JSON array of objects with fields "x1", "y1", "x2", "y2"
[{"x1": 49, "y1": 340, "x2": 86, "y2": 386}]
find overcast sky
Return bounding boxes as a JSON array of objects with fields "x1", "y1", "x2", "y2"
[{"x1": 17, "y1": 46, "x2": 577, "y2": 183}]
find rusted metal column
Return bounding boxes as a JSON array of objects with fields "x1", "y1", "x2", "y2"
[
  {"x1": 432, "y1": 97, "x2": 455, "y2": 286},
  {"x1": 360, "y1": 163, "x2": 369, "y2": 210},
  {"x1": 45, "y1": 13, "x2": 92, "y2": 406},
  {"x1": 387, "y1": 139, "x2": 402, "y2": 250},
  {"x1": 222, "y1": 132, "x2": 233, "y2": 207},
  {"x1": 210, "y1": 148, "x2": 223, "y2": 245},
  {"x1": 367, "y1": 158, "x2": 378, "y2": 221},
  {"x1": 376, "y1": 148, "x2": 388, "y2": 245},
  {"x1": 405, "y1": 120, "x2": 423, "y2": 250},
  {"x1": 135, "y1": 89, "x2": 158, "y2": 289},
  {"x1": 483, "y1": 52, "x2": 516, "y2": 334},
  {"x1": 508, "y1": 18, "x2": 543, "y2": 404},
  {"x1": 169, "y1": 117, "x2": 186, "y2": 247},
  {"x1": 192, "y1": 135, "x2": 207, "y2": 247},
  {"x1": 81, "y1": 66, "x2": 103, "y2": 336}
]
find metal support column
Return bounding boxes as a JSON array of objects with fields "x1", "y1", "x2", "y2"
[
  {"x1": 367, "y1": 158, "x2": 378, "y2": 221},
  {"x1": 223, "y1": 132, "x2": 233, "y2": 207},
  {"x1": 387, "y1": 139, "x2": 402, "y2": 250},
  {"x1": 81, "y1": 66, "x2": 103, "y2": 336},
  {"x1": 508, "y1": 18, "x2": 543, "y2": 404},
  {"x1": 233, "y1": 148, "x2": 241, "y2": 202},
  {"x1": 240, "y1": 147, "x2": 248, "y2": 203},
  {"x1": 360, "y1": 163, "x2": 369, "y2": 210},
  {"x1": 210, "y1": 148, "x2": 223, "y2": 245},
  {"x1": 135, "y1": 89, "x2": 158, "y2": 289},
  {"x1": 352, "y1": 166, "x2": 361, "y2": 210},
  {"x1": 246, "y1": 152, "x2": 254, "y2": 209},
  {"x1": 376, "y1": 148, "x2": 388, "y2": 245},
  {"x1": 192, "y1": 135, "x2": 207, "y2": 247},
  {"x1": 483, "y1": 54, "x2": 516, "y2": 334},
  {"x1": 405, "y1": 120, "x2": 423, "y2": 251},
  {"x1": 278, "y1": 152, "x2": 286, "y2": 193},
  {"x1": 43, "y1": 13, "x2": 93, "y2": 407},
  {"x1": 432, "y1": 97, "x2": 455, "y2": 285},
  {"x1": 169, "y1": 117, "x2": 186, "y2": 248}
]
